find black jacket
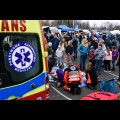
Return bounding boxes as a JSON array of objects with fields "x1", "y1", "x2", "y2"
[
  {"x1": 86, "y1": 68, "x2": 98, "y2": 86},
  {"x1": 90, "y1": 40, "x2": 98, "y2": 50},
  {"x1": 65, "y1": 45, "x2": 73, "y2": 55}
]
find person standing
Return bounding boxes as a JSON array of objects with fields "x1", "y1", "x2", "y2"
[
  {"x1": 87, "y1": 46, "x2": 96, "y2": 68},
  {"x1": 72, "y1": 34, "x2": 79, "y2": 61},
  {"x1": 78, "y1": 39, "x2": 89, "y2": 70},
  {"x1": 59, "y1": 37, "x2": 67, "y2": 65},
  {"x1": 103, "y1": 46, "x2": 112, "y2": 72},
  {"x1": 65, "y1": 40, "x2": 73, "y2": 65},
  {"x1": 117, "y1": 45, "x2": 120, "y2": 84},
  {"x1": 50, "y1": 33, "x2": 60, "y2": 58},
  {"x1": 94, "y1": 44, "x2": 105, "y2": 75},
  {"x1": 111, "y1": 46, "x2": 118, "y2": 71},
  {"x1": 56, "y1": 45, "x2": 63, "y2": 66}
]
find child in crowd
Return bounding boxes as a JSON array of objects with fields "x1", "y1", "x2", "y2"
[
  {"x1": 56, "y1": 45, "x2": 63, "y2": 66},
  {"x1": 104, "y1": 46, "x2": 112, "y2": 72},
  {"x1": 111, "y1": 46, "x2": 118, "y2": 71},
  {"x1": 88, "y1": 46, "x2": 95, "y2": 68}
]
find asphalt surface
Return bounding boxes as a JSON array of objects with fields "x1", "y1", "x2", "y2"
[{"x1": 49, "y1": 55, "x2": 119, "y2": 100}]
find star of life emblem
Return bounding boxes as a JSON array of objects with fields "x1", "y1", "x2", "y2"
[{"x1": 7, "y1": 42, "x2": 36, "y2": 73}]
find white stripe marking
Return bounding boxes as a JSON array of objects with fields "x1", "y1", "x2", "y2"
[
  {"x1": 107, "y1": 72, "x2": 119, "y2": 78},
  {"x1": 51, "y1": 86, "x2": 72, "y2": 100}
]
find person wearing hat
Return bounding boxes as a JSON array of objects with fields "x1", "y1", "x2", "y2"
[{"x1": 88, "y1": 45, "x2": 96, "y2": 68}]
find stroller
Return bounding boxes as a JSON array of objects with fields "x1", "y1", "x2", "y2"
[{"x1": 98, "y1": 78, "x2": 117, "y2": 94}]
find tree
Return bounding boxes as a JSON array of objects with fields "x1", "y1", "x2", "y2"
[
  {"x1": 41, "y1": 20, "x2": 50, "y2": 26},
  {"x1": 91, "y1": 23, "x2": 97, "y2": 30},
  {"x1": 114, "y1": 23, "x2": 120, "y2": 30},
  {"x1": 108, "y1": 23, "x2": 113, "y2": 31},
  {"x1": 104, "y1": 22, "x2": 110, "y2": 30},
  {"x1": 49, "y1": 20, "x2": 74, "y2": 27},
  {"x1": 99, "y1": 23, "x2": 106, "y2": 30}
]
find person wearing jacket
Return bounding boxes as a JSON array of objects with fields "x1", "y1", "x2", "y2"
[
  {"x1": 59, "y1": 37, "x2": 67, "y2": 65},
  {"x1": 87, "y1": 46, "x2": 95, "y2": 68},
  {"x1": 64, "y1": 61, "x2": 82, "y2": 94},
  {"x1": 99, "y1": 39, "x2": 106, "y2": 51},
  {"x1": 97, "y1": 33, "x2": 102, "y2": 41},
  {"x1": 56, "y1": 45, "x2": 63, "y2": 66},
  {"x1": 111, "y1": 46, "x2": 118, "y2": 71},
  {"x1": 48, "y1": 57, "x2": 56, "y2": 73},
  {"x1": 104, "y1": 37, "x2": 112, "y2": 50},
  {"x1": 47, "y1": 42, "x2": 53, "y2": 58},
  {"x1": 71, "y1": 34, "x2": 79, "y2": 61},
  {"x1": 56, "y1": 65, "x2": 64, "y2": 87},
  {"x1": 85, "y1": 62, "x2": 98, "y2": 90},
  {"x1": 103, "y1": 46, "x2": 112, "y2": 72},
  {"x1": 65, "y1": 40, "x2": 73, "y2": 65},
  {"x1": 78, "y1": 39, "x2": 89, "y2": 70},
  {"x1": 117, "y1": 45, "x2": 120, "y2": 84},
  {"x1": 94, "y1": 44, "x2": 105, "y2": 75},
  {"x1": 50, "y1": 33, "x2": 60, "y2": 57},
  {"x1": 89, "y1": 37, "x2": 98, "y2": 50}
]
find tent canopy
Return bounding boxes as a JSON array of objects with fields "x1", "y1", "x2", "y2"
[{"x1": 58, "y1": 25, "x2": 74, "y2": 31}]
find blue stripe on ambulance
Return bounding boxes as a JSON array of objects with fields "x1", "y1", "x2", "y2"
[{"x1": 0, "y1": 72, "x2": 47, "y2": 100}]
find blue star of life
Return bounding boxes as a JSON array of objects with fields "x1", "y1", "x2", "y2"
[{"x1": 7, "y1": 42, "x2": 36, "y2": 73}]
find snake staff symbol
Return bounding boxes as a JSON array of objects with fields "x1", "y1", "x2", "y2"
[{"x1": 15, "y1": 48, "x2": 31, "y2": 67}]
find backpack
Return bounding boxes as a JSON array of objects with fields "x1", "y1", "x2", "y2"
[
  {"x1": 98, "y1": 79, "x2": 117, "y2": 94},
  {"x1": 80, "y1": 91, "x2": 119, "y2": 100}
]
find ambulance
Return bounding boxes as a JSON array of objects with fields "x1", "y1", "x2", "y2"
[{"x1": 0, "y1": 20, "x2": 49, "y2": 100}]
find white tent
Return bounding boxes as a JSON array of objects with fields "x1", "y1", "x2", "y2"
[
  {"x1": 110, "y1": 30, "x2": 120, "y2": 35},
  {"x1": 50, "y1": 27, "x2": 61, "y2": 35}
]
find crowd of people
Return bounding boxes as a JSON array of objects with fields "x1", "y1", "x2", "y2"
[{"x1": 45, "y1": 30, "x2": 120, "y2": 94}]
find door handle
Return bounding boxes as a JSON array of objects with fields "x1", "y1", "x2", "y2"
[{"x1": 30, "y1": 83, "x2": 36, "y2": 89}]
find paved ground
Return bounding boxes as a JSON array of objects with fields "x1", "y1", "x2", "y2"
[{"x1": 49, "y1": 55, "x2": 119, "y2": 100}]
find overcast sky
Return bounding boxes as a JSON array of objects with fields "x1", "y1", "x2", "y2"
[{"x1": 82, "y1": 20, "x2": 120, "y2": 27}]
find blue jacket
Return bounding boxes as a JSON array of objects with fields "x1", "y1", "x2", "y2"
[
  {"x1": 50, "y1": 38, "x2": 60, "y2": 51},
  {"x1": 97, "y1": 35, "x2": 102, "y2": 40},
  {"x1": 117, "y1": 36, "x2": 120, "y2": 44},
  {"x1": 78, "y1": 44, "x2": 89, "y2": 56},
  {"x1": 94, "y1": 48, "x2": 105, "y2": 60}
]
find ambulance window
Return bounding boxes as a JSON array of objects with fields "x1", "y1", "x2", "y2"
[{"x1": 0, "y1": 33, "x2": 43, "y2": 88}]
